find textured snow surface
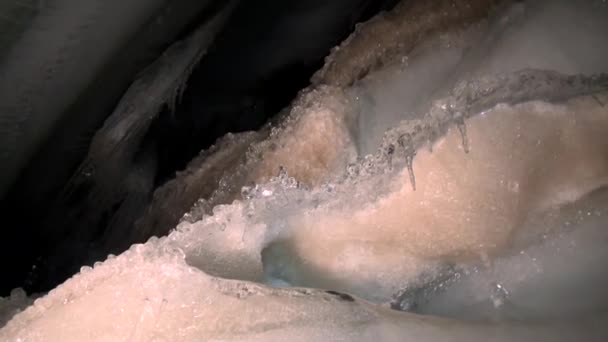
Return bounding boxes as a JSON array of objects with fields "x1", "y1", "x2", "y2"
[
  {"x1": 3, "y1": 86, "x2": 607, "y2": 342},
  {"x1": 2, "y1": 0, "x2": 608, "y2": 341}
]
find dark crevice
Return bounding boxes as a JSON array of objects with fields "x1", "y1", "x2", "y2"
[{"x1": 0, "y1": 0, "x2": 400, "y2": 296}]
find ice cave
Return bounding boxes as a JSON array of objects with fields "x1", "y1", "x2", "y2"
[{"x1": 1, "y1": 0, "x2": 608, "y2": 341}]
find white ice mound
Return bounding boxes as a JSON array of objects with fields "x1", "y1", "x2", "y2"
[
  {"x1": 1, "y1": 238, "x2": 607, "y2": 341},
  {"x1": 174, "y1": 88, "x2": 608, "y2": 302},
  {"x1": 7, "y1": 79, "x2": 608, "y2": 342}
]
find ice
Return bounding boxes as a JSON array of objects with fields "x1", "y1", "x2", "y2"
[
  {"x1": 257, "y1": 92, "x2": 608, "y2": 301},
  {"x1": 397, "y1": 133, "x2": 417, "y2": 191},
  {"x1": 343, "y1": 0, "x2": 608, "y2": 155},
  {"x1": 6, "y1": 81, "x2": 604, "y2": 341},
  {"x1": 404, "y1": 189, "x2": 608, "y2": 322},
  {"x1": 3, "y1": 242, "x2": 607, "y2": 342},
  {"x1": 311, "y1": 0, "x2": 499, "y2": 87},
  {"x1": 0, "y1": 289, "x2": 33, "y2": 328},
  {"x1": 3, "y1": 0, "x2": 608, "y2": 340}
]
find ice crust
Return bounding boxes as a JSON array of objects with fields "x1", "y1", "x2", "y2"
[
  {"x1": 2, "y1": 0, "x2": 608, "y2": 340},
  {"x1": 2, "y1": 240, "x2": 607, "y2": 341},
  {"x1": 3, "y1": 80, "x2": 607, "y2": 341}
]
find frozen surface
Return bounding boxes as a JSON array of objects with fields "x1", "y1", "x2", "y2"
[
  {"x1": 348, "y1": 0, "x2": 608, "y2": 154},
  {"x1": 2, "y1": 241, "x2": 607, "y2": 342},
  {"x1": 0, "y1": 289, "x2": 33, "y2": 328},
  {"x1": 261, "y1": 94, "x2": 608, "y2": 300},
  {"x1": 2, "y1": 0, "x2": 608, "y2": 341},
  {"x1": 409, "y1": 188, "x2": 608, "y2": 321},
  {"x1": 3, "y1": 80, "x2": 607, "y2": 341}
]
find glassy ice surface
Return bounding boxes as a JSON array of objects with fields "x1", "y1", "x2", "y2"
[{"x1": 2, "y1": 0, "x2": 608, "y2": 340}]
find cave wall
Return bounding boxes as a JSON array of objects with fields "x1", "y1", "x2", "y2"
[{"x1": 0, "y1": 0, "x2": 399, "y2": 295}]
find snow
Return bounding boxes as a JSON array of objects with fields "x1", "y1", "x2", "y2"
[
  {"x1": 258, "y1": 93, "x2": 608, "y2": 302},
  {"x1": 2, "y1": 0, "x2": 608, "y2": 340},
  {"x1": 0, "y1": 289, "x2": 33, "y2": 329},
  {"x1": 2, "y1": 243, "x2": 607, "y2": 341},
  {"x1": 411, "y1": 190, "x2": 608, "y2": 321}
]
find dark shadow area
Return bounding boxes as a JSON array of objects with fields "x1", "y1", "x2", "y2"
[{"x1": 0, "y1": 0, "x2": 400, "y2": 295}]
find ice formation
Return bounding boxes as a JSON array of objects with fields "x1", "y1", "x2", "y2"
[
  {"x1": 261, "y1": 93, "x2": 608, "y2": 301},
  {"x1": 2, "y1": 90, "x2": 607, "y2": 341},
  {"x1": 2, "y1": 0, "x2": 608, "y2": 341}
]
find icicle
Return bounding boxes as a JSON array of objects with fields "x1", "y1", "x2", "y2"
[
  {"x1": 398, "y1": 133, "x2": 417, "y2": 191},
  {"x1": 457, "y1": 119, "x2": 469, "y2": 153},
  {"x1": 451, "y1": 111, "x2": 469, "y2": 153},
  {"x1": 405, "y1": 154, "x2": 416, "y2": 191}
]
